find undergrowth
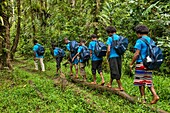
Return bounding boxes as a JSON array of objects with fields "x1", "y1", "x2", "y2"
[{"x1": 0, "y1": 58, "x2": 169, "y2": 113}]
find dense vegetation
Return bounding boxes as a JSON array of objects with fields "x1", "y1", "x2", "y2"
[
  {"x1": 0, "y1": 0, "x2": 170, "y2": 112},
  {"x1": 0, "y1": 59, "x2": 170, "y2": 112}
]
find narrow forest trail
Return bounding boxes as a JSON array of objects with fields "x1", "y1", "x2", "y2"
[{"x1": 12, "y1": 59, "x2": 169, "y2": 113}]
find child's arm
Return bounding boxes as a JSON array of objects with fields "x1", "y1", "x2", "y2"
[{"x1": 72, "y1": 52, "x2": 80, "y2": 62}]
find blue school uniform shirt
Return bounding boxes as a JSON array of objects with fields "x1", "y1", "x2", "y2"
[
  {"x1": 66, "y1": 42, "x2": 79, "y2": 64},
  {"x1": 54, "y1": 48, "x2": 59, "y2": 57},
  {"x1": 33, "y1": 43, "x2": 44, "y2": 58},
  {"x1": 106, "y1": 34, "x2": 120, "y2": 58},
  {"x1": 134, "y1": 35, "x2": 154, "y2": 63},
  {"x1": 77, "y1": 46, "x2": 83, "y2": 63},
  {"x1": 88, "y1": 40, "x2": 103, "y2": 61}
]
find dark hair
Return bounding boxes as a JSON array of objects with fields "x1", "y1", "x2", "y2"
[
  {"x1": 80, "y1": 39, "x2": 86, "y2": 43},
  {"x1": 106, "y1": 26, "x2": 116, "y2": 33},
  {"x1": 91, "y1": 34, "x2": 97, "y2": 38},
  {"x1": 51, "y1": 43, "x2": 56, "y2": 50},
  {"x1": 134, "y1": 25, "x2": 149, "y2": 34},
  {"x1": 33, "y1": 39, "x2": 38, "y2": 44}
]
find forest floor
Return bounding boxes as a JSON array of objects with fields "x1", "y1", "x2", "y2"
[{"x1": 0, "y1": 58, "x2": 170, "y2": 113}]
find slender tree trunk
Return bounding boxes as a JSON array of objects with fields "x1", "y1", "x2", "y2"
[
  {"x1": 94, "y1": 0, "x2": 100, "y2": 35},
  {"x1": 5, "y1": 18, "x2": 12, "y2": 69},
  {"x1": 0, "y1": 27, "x2": 4, "y2": 69},
  {"x1": 40, "y1": 0, "x2": 44, "y2": 35},
  {"x1": 11, "y1": 0, "x2": 21, "y2": 60},
  {"x1": 29, "y1": 0, "x2": 36, "y2": 37}
]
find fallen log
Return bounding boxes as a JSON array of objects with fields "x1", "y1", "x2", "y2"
[
  {"x1": 68, "y1": 76, "x2": 168, "y2": 113},
  {"x1": 70, "y1": 76, "x2": 135, "y2": 103}
]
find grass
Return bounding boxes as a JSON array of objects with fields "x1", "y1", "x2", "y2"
[{"x1": 0, "y1": 58, "x2": 169, "y2": 113}]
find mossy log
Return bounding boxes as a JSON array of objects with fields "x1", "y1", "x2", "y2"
[{"x1": 68, "y1": 76, "x2": 168, "y2": 113}]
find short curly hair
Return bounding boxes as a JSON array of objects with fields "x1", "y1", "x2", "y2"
[
  {"x1": 134, "y1": 25, "x2": 149, "y2": 34},
  {"x1": 91, "y1": 34, "x2": 98, "y2": 38}
]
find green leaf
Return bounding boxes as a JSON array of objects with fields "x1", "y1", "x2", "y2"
[{"x1": 0, "y1": 16, "x2": 4, "y2": 26}]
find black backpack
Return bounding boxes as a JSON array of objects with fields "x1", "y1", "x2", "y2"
[
  {"x1": 70, "y1": 41, "x2": 79, "y2": 53},
  {"x1": 80, "y1": 46, "x2": 90, "y2": 62},
  {"x1": 112, "y1": 36, "x2": 128, "y2": 55},
  {"x1": 140, "y1": 38, "x2": 164, "y2": 70},
  {"x1": 37, "y1": 44, "x2": 45, "y2": 56},
  {"x1": 55, "y1": 47, "x2": 65, "y2": 58},
  {"x1": 94, "y1": 41, "x2": 107, "y2": 57}
]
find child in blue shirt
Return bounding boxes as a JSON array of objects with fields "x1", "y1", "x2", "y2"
[
  {"x1": 64, "y1": 38, "x2": 79, "y2": 78},
  {"x1": 89, "y1": 34, "x2": 105, "y2": 85},
  {"x1": 106, "y1": 26, "x2": 123, "y2": 91},
  {"x1": 33, "y1": 40, "x2": 45, "y2": 72},
  {"x1": 130, "y1": 25, "x2": 159, "y2": 104},
  {"x1": 52, "y1": 44, "x2": 64, "y2": 76},
  {"x1": 72, "y1": 39, "x2": 88, "y2": 81}
]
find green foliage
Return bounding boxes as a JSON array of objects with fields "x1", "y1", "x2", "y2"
[
  {"x1": 0, "y1": 60, "x2": 170, "y2": 112},
  {"x1": 11, "y1": 0, "x2": 169, "y2": 75}
]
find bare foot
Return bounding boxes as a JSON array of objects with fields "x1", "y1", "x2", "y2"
[
  {"x1": 113, "y1": 88, "x2": 124, "y2": 91},
  {"x1": 100, "y1": 82, "x2": 105, "y2": 86},
  {"x1": 150, "y1": 96, "x2": 159, "y2": 104},
  {"x1": 83, "y1": 78, "x2": 87, "y2": 82},
  {"x1": 91, "y1": 82, "x2": 96, "y2": 84},
  {"x1": 142, "y1": 99, "x2": 146, "y2": 104},
  {"x1": 106, "y1": 83, "x2": 112, "y2": 88},
  {"x1": 75, "y1": 76, "x2": 79, "y2": 79},
  {"x1": 70, "y1": 73, "x2": 73, "y2": 76}
]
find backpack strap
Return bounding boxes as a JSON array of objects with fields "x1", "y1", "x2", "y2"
[
  {"x1": 139, "y1": 38, "x2": 153, "y2": 61},
  {"x1": 82, "y1": 45, "x2": 88, "y2": 53},
  {"x1": 95, "y1": 40, "x2": 100, "y2": 46},
  {"x1": 111, "y1": 35, "x2": 119, "y2": 47},
  {"x1": 140, "y1": 38, "x2": 150, "y2": 46}
]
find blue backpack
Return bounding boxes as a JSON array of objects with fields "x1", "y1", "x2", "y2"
[
  {"x1": 94, "y1": 41, "x2": 107, "y2": 57},
  {"x1": 55, "y1": 47, "x2": 65, "y2": 58},
  {"x1": 80, "y1": 46, "x2": 90, "y2": 62},
  {"x1": 140, "y1": 38, "x2": 163, "y2": 70},
  {"x1": 70, "y1": 41, "x2": 79, "y2": 53},
  {"x1": 37, "y1": 44, "x2": 45, "y2": 56},
  {"x1": 112, "y1": 36, "x2": 128, "y2": 55}
]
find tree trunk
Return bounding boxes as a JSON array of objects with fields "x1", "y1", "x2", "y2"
[
  {"x1": 29, "y1": 0, "x2": 36, "y2": 37},
  {"x1": 11, "y1": 0, "x2": 21, "y2": 60},
  {"x1": 0, "y1": 1, "x2": 12, "y2": 70},
  {"x1": 93, "y1": 0, "x2": 100, "y2": 35},
  {"x1": 5, "y1": 14, "x2": 12, "y2": 69}
]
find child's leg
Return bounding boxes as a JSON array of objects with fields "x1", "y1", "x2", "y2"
[
  {"x1": 91, "y1": 61, "x2": 97, "y2": 84},
  {"x1": 139, "y1": 86, "x2": 146, "y2": 103},
  {"x1": 107, "y1": 78, "x2": 113, "y2": 87},
  {"x1": 91, "y1": 74, "x2": 96, "y2": 84},
  {"x1": 70, "y1": 63, "x2": 73, "y2": 76},
  {"x1": 75, "y1": 64, "x2": 79, "y2": 78},
  {"x1": 40, "y1": 58, "x2": 45, "y2": 71},
  {"x1": 148, "y1": 85, "x2": 159, "y2": 104},
  {"x1": 97, "y1": 60, "x2": 105, "y2": 85},
  {"x1": 34, "y1": 59, "x2": 39, "y2": 70},
  {"x1": 116, "y1": 79, "x2": 123, "y2": 90},
  {"x1": 139, "y1": 86, "x2": 145, "y2": 96},
  {"x1": 99, "y1": 72, "x2": 105, "y2": 85},
  {"x1": 80, "y1": 63, "x2": 86, "y2": 81},
  {"x1": 57, "y1": 57, "x2": 62, "y2": 74}
]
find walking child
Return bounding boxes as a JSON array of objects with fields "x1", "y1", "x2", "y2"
[
  {"x1": 52, "y1": 43, "x2": 65, "y2": 76},
  {"x1": 72, "y1": 39, "x2": 89, "y2": 81},
  {"x1": 33, "y1": 39, "x2": 45, "y2": 72},
  {"x1": 130, "y1": 25, "x2": 159, "y2": 104},
  {"x1": 64, "y1": 38, "x2": 79, "y2": 78},
  {"x1": 88, "y1": 34, "x2": 105, "y2": 85},
  {"x1": 106, "y1": 26, "x2": 124, "y2": 91}
]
